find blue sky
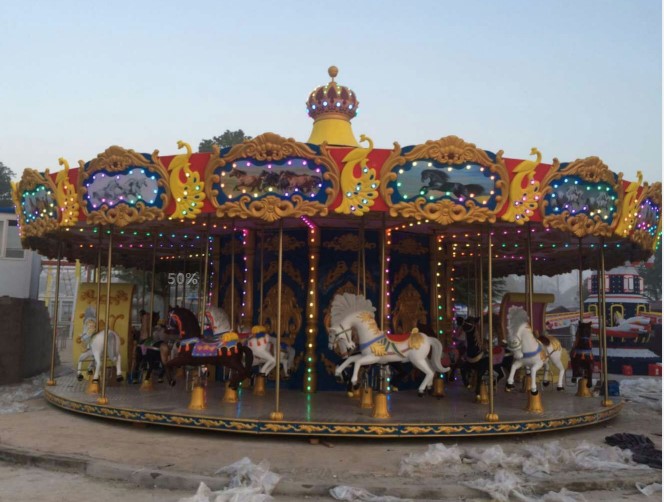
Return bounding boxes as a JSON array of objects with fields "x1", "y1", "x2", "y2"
[{"x1": 1, "y1": 0, "x2": 661, "y2": 185}]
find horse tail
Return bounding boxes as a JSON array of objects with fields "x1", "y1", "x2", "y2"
[
  {"x1": 241, "y1": 344, "x2": 254, "y2": 378},
  {"x1": 429, "y1": 337, "x2": 450, "y2": 373}
]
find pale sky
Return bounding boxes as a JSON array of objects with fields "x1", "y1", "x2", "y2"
[{"x1": 1, "y1": 0, "x2": 661, "y2": 185}]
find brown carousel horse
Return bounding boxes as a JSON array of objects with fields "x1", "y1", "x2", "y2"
[
  {"x1": 163, "y1": 307, "x2": 253, "y2": 390},
  {"x1": 570, "y1": 321, "x2": 594, "y2": 388}
]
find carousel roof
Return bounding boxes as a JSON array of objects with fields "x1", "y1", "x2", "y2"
[{"x1": 11, "y1": 68, "x2": 661, "y2": 276}]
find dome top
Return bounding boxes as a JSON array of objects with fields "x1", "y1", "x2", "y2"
[{"x1": 306, "y1": 66, "x2": 359, "y2": 122}]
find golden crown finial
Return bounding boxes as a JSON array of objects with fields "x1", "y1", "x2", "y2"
[{"x1": 328, "y1": 65, "x2": 338, "y2": 81}]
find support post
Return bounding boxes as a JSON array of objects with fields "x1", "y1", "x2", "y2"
[
  {"x1": 486, "y1": 230, "x2": 499, "y2": 422},
  {"x1": 270, "y1": 220, "x2": 284, "y2": 421},
  {"x1": 47, "y1": 242, "x2": 62, "y2": 386},
  {"x1": 97, "y1": 229, "x2": 114, "y2": 405},
  {"x1": 599, "y1": 239, "x2": 613, "y2": 407},
  {"x1": 305, "y1": 223, "x2": 320, "y2": 393}
]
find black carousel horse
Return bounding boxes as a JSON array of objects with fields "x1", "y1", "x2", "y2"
[
  {"x1": 131, "y1": 311, "x2": 170, "y2": 383},
  {"x1": 420, "y1": 169, "x2": 485, "y2": 199},
  {"x1": 163, "y1": 307, "x2": 253, "y2": 390},
  {"x1": 458, "y1": 316, "x2": 513, "y2": 399},
  {"x1": 570, "y1": 321, "x2": 594, "y2": 388}
]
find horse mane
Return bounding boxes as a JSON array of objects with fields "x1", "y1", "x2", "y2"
[
  {"x1": 507, "y1": 306, "x2": 530, "y2": 341},
  {"x1": 330, "y1": 293, "x2": 375, "y2": 328},
  {"x1": 171, "y1": 307, "x2": 201, "y2": 337}
]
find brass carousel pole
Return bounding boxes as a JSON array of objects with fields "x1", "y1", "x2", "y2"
[
  {"x1": 270, "y1": 219, "x2": 285, "y2": 421},
  {"x1": 254, "y1": 229, "x2": 268, "y2": 397},
  {"x1": 477, "y1": 242, "x2": 489, "y2": 404},
  {"x1": 230, "y1": 222, "x2": 236, "y2": 331},
  {"x1": 243, "y1": 229, "x2": 255, "y2": 328},
  {"x1": 95, "y1": 231, "x2": 102, "y2": 332},
  {"x1": 97, "y1": 228, "x2": 114, "y2": 405},
  {"x1": 578, "y1": 238, "x2": 584, "y2": 322},
  {"x1": 47, "y1": 241, "x2": 62, "y2": 386},
  {"x1": 486, "y1": 229, "x2": 499, "y2": 421},
  {"x1": 259, "y1": 229, "x2": 265, "y2": 326},
  {"x1": 198, "y1": 221, "x2": 211, "y2": 330},
  {"x1": 148, "y1": 236, "x2": 157, "y2": 339},
  {"x1": 599, "y1": 239, "x2": 613, "y2": 407},
  {"x1": 479, "y1": 246, "x2": 484, "y2": 340},
  {"x1": 379, "y1": 215, "x2": 386, "y2": 332},
  {"x1": 526, "y1": 223, "x2": 533, "y2": 324}
]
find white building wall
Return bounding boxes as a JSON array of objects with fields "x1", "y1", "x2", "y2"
[{"x1": 0, "y1": 211, "x2": 41, "y2": 299}]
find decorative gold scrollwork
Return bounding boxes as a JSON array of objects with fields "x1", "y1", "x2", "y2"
[
  {"x1": 501, "y1": 148, "x2": 542, "y2": 225},
  {"x1": 614, "y1": 171, "x2": 643, "y2": 237},
  {"x1": 55, "y1": 158, "x2": 79, "y2": 227},
  {"x1": 379, "y1": 136, "x2": 508, "y2": 224},
  {"x1": 78, "y1": 145, "x2": 171, "y2": 227},
  {"x1": 168, "y1": 141, "x2": 205, "y2": 220},
  {"x1": 204, "y1": 132, "x2": 340, "y2": 221},
  {"x1": 217, "y1": 194, "x2": 325, "y2": 221},
  {"x1": 335, "y1": 134, "x2": 379, "y2": 215}
]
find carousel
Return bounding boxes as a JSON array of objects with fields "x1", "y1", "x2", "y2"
[{"x1": 13, "y1": 66, "x2": 661, "y2": 438}]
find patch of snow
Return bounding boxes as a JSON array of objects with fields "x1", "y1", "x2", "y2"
[
  {"x1": 620, "y1": 377, "x2": 662, "y2": 411},
  {"x1": 0, "y1": 373, "x2": 47, "y2": 415},
  {"x1": 400, "y1": 440, "x2": 648, "y2": 501},
  {"x1": 330, "y1": 485, "x2": 412, "y2": 501},
  {"x1": 636, "y1": 482, "x2": 661, "y2": 496},
  {"x1": 179, "y1": 458, "x2": 280, "y2": 502}
]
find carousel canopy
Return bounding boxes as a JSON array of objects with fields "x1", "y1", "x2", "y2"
[{"x1": 11, "y1": 68, "x2": 661, "y2": 276}]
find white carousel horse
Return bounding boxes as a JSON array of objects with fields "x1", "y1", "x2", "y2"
[
  {"x1": 505, "y1": 306, "x2": 565, "y2": 394},
  {"x1": 328, "y1": 293, "x2": 449, "y2": 396},
  {"x1": 205, "y1": 306, "x2": 295, "y2": 377},
  {"x1": 76, "y1": 318, "x2": 124, "y2": 383}
]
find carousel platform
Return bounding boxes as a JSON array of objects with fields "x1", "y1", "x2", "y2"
[{"x1": 44, "y1": 373, "x2": 623, "y2": 438}]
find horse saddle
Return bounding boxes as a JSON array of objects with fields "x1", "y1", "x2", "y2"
[
  {"x1": 181, "y1": 333, "x2": 241, "y2": 357},
  {"x1": 385, "y1": 332, "x2": 410, "y2": 343}
]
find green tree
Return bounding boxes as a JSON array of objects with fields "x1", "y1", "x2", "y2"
[
  {"x1": 638, "y1": 250, "x2": 662, "y2": 300},
  {"x1": 0, "y1": 162, "x2": 16, "y2": 208},
  {"x1": 198, "y1": 129, "x2": 251, "y2": 153}
]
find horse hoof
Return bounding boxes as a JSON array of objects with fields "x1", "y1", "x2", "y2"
[
  {"x1": 542, "y1": 381, "x2": 550, "y2": 387},
  {"x1": 556, "y1": 386, "x2": 564, "y2": 391},
  {"x1": 116, "y1": 376, "x2": 124, "y2": 383},
  {"x1": 77, "y1": 374, "x2": 83, "y2": 382},
  {"x1": 531, "y1": 389, "x2": 539, "y2": 396},
  {"x1": 169, "y1": 380, "x2": 176, "y2": 387},
  {"x1": 158, "y1": 378, "x2": 164, "y2": 383},
  {"x1": 391, "y1": 386, "x2": 399, "y2": 393},
  {"x1": 417, "y1": 391, "x2": 424, "y2": 397},
  {"x1": 571, "y1": 377, "x2": 577, "y2": 384},
  {"x1": 505, "y1": 383, "x2": 514, "y2": 391}
]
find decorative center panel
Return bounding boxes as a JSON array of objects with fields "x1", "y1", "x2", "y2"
[
  {"x1": 21, "y1": 184, "x2": 57, "y2": 224},
  {"x1": 211, "y1": 157, "x2": 328, "y2": 205},
  {"x1": 543, "y1": 176, "x2": 617, "y2": 224},
  {"x1": 83, "y1": 168, "x2": 163, "y2": 212},
  {"x1": 389, "y1": 160, "x2": 499, "y2": 209}
]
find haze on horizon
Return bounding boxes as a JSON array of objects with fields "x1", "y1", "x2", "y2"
[{"x1": 1, "y1": 0, "x2": 661, "y2": 185}]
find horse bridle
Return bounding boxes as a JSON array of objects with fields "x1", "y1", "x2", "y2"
[
  {"x1": 204, "y1": 311, "x2": 216, "y2": 333},
  {"x1": 168, "y1": 312, "x2": 186, "y2": 338},
  {"x1": 331, "y1": 323, "x2": 354, "y2": 355}
]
